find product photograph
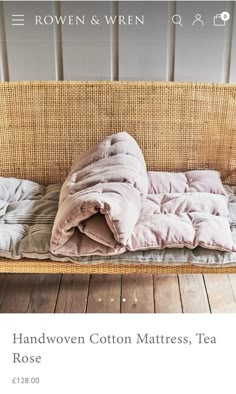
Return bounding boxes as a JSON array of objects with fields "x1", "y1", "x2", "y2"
[{"x1": 0, "y1": 0, "x2": 235, "y2": 313}]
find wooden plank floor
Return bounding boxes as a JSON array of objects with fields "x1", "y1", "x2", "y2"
[{"x1": 0, "y1": 274, "x2": 236, "y2": 313}]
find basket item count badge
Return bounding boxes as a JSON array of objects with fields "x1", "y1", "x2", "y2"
[{"x1": 213, "y1": 11, "x2": 230, "y2": 26}]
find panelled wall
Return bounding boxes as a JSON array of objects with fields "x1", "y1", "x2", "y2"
[{"x1": 0, "y1": 1, "x2": 235, "y2": 82}]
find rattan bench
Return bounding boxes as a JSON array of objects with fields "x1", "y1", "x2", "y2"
[{"x1": 0, "y1": 80, "x2": 235, "y2": 274}]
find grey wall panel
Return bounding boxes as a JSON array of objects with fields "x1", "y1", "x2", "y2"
[
  {"x1": 229, "y1": 3, "x2": 236, "y2": 82},
  {"x1": 118, "y1": 1, "x2": 170, "y2": 81},
  {"x1": 0, "y1": 2, "x2": 9, "y2": 81},
  {"x1": 174, "y1": 1, "x2": 233, "y2": 82},
  {"x1": 3, "y1": 1, "x2": 56, "y2": 81},
  {"x1": 52, "y1": 1, "x2": 64, "y2": 80},
  {"x1": 221, "y1": 1, "x2": 234, "y2": 82},
  {"x1": 166, "y1": 1, "x2": 176, "y2": 81},
  {"x1": 109, "y1": 1, "x2": 119, "y2": 80},
  {"x1": 61, "y1": 1, "x2": 112, "y2": 80}
]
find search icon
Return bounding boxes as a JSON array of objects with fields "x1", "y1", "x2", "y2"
[{"x1": 172, "y1": 14, "x2": 183, "y2": 27}]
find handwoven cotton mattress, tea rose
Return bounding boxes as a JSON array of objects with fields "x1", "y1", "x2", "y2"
[{"x1": 50, "y1": 133, "x2": 236, "y2": 257}]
